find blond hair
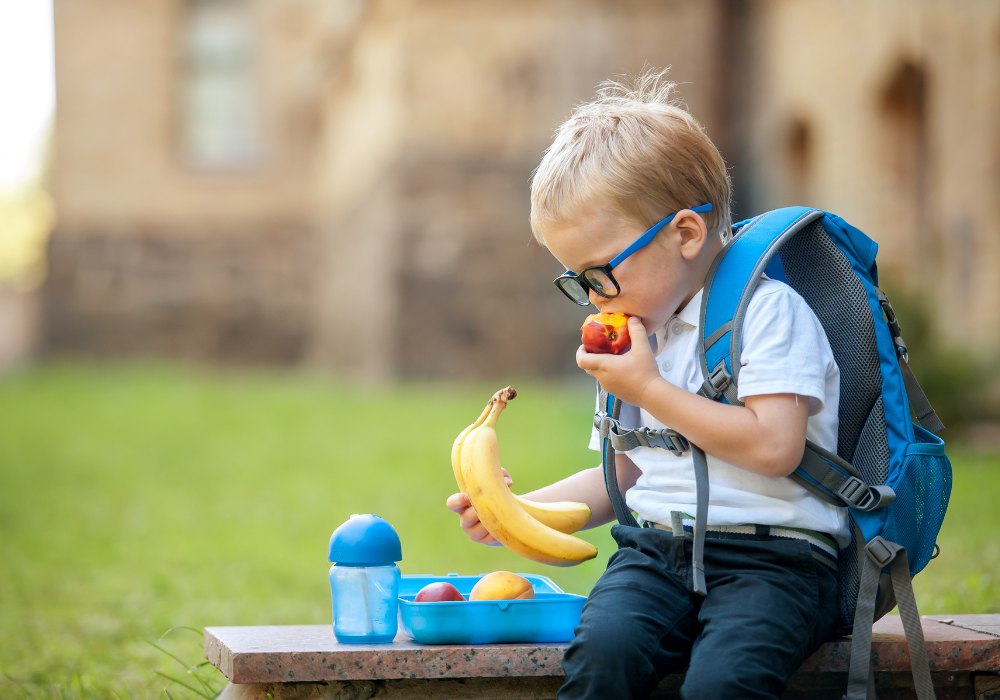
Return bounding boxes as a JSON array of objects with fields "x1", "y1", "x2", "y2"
[{"x1": 530, "y1": 69, "x2": 731, "y2": 245}]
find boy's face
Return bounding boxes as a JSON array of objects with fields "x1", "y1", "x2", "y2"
[{"x1": 542, "y1": 204, "x2": 712, "y2": 337}]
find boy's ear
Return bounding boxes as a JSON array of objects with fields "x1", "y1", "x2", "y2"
[{"x1": 675, "y1": 209, "x2": 710, "y2": 261}]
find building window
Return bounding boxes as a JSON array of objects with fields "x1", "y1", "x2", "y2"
[
  {"x1": 181, "y1": 0, "x2": 262, "y2": 170},
  {"x1": 879, "y1": 61, "x2": 930, "y2": 266}
]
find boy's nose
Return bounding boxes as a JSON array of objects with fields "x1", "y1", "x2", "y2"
[{"x1": 589, "y1": 288, "x2": 606, "y2": 308}]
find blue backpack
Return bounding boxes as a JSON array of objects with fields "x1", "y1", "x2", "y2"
[{"x1": 595, "y1": 207, "x2": 952, "y2": 700}]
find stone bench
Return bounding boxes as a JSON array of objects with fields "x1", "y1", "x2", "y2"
[{"x1": 206, "y1": 615, "x2": 1000, "y2": 700}]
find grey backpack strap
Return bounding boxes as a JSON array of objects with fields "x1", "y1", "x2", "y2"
[
  {"x1": 691, "y1": 445, "x2": 709, "y2": 596},
  {"x1": 791, "y1": 441, "x2": 896, "y2": 511},
  {"x1": 846, "y1": 527, "x2": 937, "y2": 700},
  {"x1": 597, "y1": 387, "x2": 640, "y2": 529},
  {"x1": 595, "y1": 414, "x2": 691, "y2": 455},
  {"x1": 846, "y1": 521, "x2": 882, "y2": 700},
  {"x1": 876, "y1": 289, "x2": 945, "y2": 435},
  {"x1": 899, "y1": 358, "x2": 945, "y2": 434}
]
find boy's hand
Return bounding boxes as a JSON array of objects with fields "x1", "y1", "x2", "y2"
[
  {"x1": 577, "y1": 316, "x2": 661, "y2": 407},
  {"x1": 446, "y1": 468, "x2": 512, "y2": 547}
]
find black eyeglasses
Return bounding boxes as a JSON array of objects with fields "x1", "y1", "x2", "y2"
[{"x1": 552, "y1": 203, "x2": 713, "y2": 306}]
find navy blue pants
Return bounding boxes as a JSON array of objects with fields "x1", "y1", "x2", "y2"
[{"x1": 558, "y1": 525, "x2": 840, "y2": 700}]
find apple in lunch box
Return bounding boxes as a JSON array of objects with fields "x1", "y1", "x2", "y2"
[
  {"x1": 581, "y1": 312, "x2": 632, "y2": 355},
  {"x1": 414, "y1": 582, "x2": 466, "y2": 602}
]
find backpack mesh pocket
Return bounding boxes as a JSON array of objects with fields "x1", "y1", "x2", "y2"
[{"x1": 880, "y1": 428, "x2": 952, "y2": 576}]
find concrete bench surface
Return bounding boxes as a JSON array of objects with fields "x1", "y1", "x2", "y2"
[{"x1": 206, "y1": 614, "x2": 1000, "y2": 699}]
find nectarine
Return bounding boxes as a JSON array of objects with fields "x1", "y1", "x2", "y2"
[
  {"x1": 581, "y1": 312, "x2": 631, "y2": 355},
  {"x1": 469, "y1": 572, "x2": 535, "y2": 601}
]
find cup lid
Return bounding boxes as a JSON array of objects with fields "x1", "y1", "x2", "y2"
[{"x1": 328, "y1": 514, "x2": 402, "y2": 564}]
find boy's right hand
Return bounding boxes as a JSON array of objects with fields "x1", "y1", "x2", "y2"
[{"x1": 446, "y1": 468, "x2": 511, "y2": 547}]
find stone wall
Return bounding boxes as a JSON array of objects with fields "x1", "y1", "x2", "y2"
[
  {"x1": 308, "y1": 0, "x2": 727, "y2": 379},
  {"x1": 393, "y1": 157, "x2": 583, "y2": 379},
  {"x1": 44, "y1": 226, "x2": 316, "y2": 364}
]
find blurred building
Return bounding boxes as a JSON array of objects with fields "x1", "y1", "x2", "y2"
[
  {"x1": 738, "y1": 0, "x2": 1000, "y2": 352},
  {"x1": 45, "y1": 0, "x2": 1000, "y2": 378}
]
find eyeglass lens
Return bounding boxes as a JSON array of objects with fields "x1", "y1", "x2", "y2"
[
  {"x1": 558, "y1": 277, "x2": 591, "y2": 304},
  {"x1": 583, "y1": 268, "x2": 616, "y2": 297}
]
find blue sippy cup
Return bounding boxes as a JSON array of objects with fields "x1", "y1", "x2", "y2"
[{"x1": 328, "y1": 514, "x2": 402, "y2": 644}]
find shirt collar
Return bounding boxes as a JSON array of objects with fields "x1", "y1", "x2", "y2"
[
  {"x1": 652, "y1": 288, "x2": 703, "y2": 354},
  {"x1": 676, "y1": 288, "x2": 703, "y2": 328}
]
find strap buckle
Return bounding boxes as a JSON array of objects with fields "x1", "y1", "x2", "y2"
[
  {"x1": 876, "y1": 288, "x2": 909, "y2": 362},
  {"x1": 837, "y1": 475, "x2": 875, "y2": 510},
  {"x1": 644, "y1": 428, "x2": 690, "y2": 457},
  {"x1": 665, "y1": 432, "x2": 691, "y2": 456},
  {"x1": 865, "y1": 536, "x2": 900, "y2": 568},
  {"x1": 699, "y1": 362, "x2": 732, "y2": 400}
]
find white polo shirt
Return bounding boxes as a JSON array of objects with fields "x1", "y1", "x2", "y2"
[{"x1": 589, "y1": 278, "x2": 850, "y2": 547}]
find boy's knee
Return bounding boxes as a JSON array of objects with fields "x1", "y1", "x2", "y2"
[
  {"x1": 560, "y1": 621, "x2": 659, "y2": 700},
  {"x1": 566, "y1": 613, "x2": 647, "y2": 670},
  {"x1": 681, "y1": 663, "x2": 783, "y2": 700},
  {"x1": 562, "y1": 608, "x2": 665, "y2": 687}
]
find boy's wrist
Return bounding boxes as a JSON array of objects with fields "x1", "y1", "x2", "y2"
[{"x1": 637, "y1": 375, "x2": 667, "y2": 411}]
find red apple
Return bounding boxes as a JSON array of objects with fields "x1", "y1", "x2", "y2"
[
  {"x1": 414, "y1": 582, "x2": 466, "y2": 602},
  {"x1": 581, "y1": 312, "x2": 632, "y2": 355}
]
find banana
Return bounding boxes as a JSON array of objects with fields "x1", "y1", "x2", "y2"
[
  {"x1": 451, "y1": 398, "x2": 494, "y2": 493},
  {"x1": 461, "y1": 390, "x2": 598, "y2": 567},
  {"x1": 514, "y1": 497, "x2": 591, "y2": 535},
  {"x1": 451, "y1": 388, "x2": 592, "y2": 535}
]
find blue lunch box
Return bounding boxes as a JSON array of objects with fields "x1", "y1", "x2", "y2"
[{"x1": 398, "y1": 573, "x2": 586, "y2": 644}]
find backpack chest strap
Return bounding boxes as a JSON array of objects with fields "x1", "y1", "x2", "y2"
[{"x1": 594, "y1": 413, "x2": 691, "y2": 456}]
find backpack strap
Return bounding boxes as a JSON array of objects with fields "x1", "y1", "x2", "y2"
[
  {"x1": 846, "y1": 526, "x2": 937, "y2": 700},
  {"x1": 792, "y1": 440, "x2": 896, "y2": 511},
  {"x1": 597, "y1": 387, "x2": 640, "y2": 530},
  {"x1": 699, "y1": 207, "x2": 825, "y2": 401},
  {"x1": 594, "y1": 412, "x2": 690, "y2": 454},
  {"x1": 876, "y1": 289, "x2": 946, "y2": 434},
  {"x1": 689, "y1": 445, "x2": 709, "y2": 595},
  {"x1": 596, "y1": 384, "x2": 708, "y2": 595}
]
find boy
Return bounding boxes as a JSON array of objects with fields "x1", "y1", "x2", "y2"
[{"x1": 447, "y1": 70, "x2": 846, "y2": 700}]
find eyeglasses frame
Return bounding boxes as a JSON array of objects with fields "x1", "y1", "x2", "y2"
[{"x1": 552, "y1": 203, "x2": 713, "y2": 306}]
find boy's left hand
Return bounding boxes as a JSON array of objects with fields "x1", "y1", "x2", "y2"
[{"x1": 577, "y1": 316, "x2": 662, "y2": 407}]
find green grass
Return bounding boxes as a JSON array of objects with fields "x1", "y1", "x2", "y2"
[{"x1": 0, "y1": 364, "x2": 997, "y2": 698}]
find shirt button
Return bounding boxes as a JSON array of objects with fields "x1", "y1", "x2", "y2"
[
  {"x1": 671, "y1": 324, "x2": 684, "y2": 335},
  {"x1": 661, "y1": 360, "x2": 673, "y2": 372}
]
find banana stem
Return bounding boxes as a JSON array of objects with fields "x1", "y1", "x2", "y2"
[
  {"x1": 488, "y1": 385, "x2": 516, "y2": 408},
  {"x1": 484, "y1": 386, "x2": 515, "y2": 428}
]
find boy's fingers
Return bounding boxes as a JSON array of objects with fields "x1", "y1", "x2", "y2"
[
  {"x1": 468, "y1": 522, "x2": 496, "y2": 544},
  {"x1": 458, "y1": 504, "x2": 484, "y2": 530},
  {"x1": 474, "y1": 528, "x2": 503, "y2": 547},
  {"x1": 576, "y1": 345, "x2": 604, "y2": 371},
  {"x1": 446, "y1": 492, "x2": 471, "y2": 512},
  {"x1": 627, "y1": 317, "x2": 651, "y2": 355},
  {"x1": 501, "y1": 467, "x2": 512, "y2": 486},
  {"x1": 448, "y1": 492, "x2": 500, "y2": 545}
]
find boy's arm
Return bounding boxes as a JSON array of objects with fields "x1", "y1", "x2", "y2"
[
  {"x1": 578, "y1": 316, "x2": 810, "y2": 478},
  {"x1": 446, "y1": 453, "x2": 641, "y2": 545}
]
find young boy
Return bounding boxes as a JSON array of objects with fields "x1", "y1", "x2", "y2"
[{"x1": 447, "y1": 70, "x2": 846, "y2": 700}]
